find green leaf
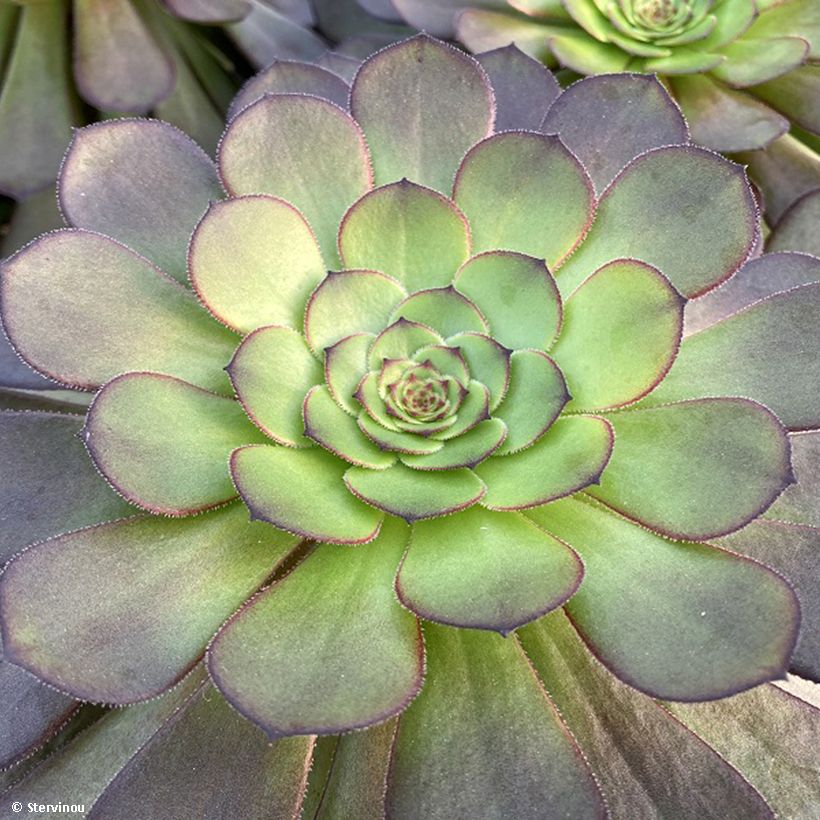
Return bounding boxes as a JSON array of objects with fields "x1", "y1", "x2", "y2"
[
  {"x1": 304, "y1": 385, "x2": 396, "y2": 469},
  {"x1": 386, "y1": 623, "x2": 605, "y2": 819},
  {"x1": 325, "y1": 332, "x2": 374, "y2": 416},
  {"x1": 454, "y1": 251, "x2": 561, "y2": 350},
  {"x1": 189, "y1": 195, "x2": 326, "y2": 335},
  {"x1": 492, "y1": 349, "x2": 568, "y2": 455},
  {"x1": 743, "y1": 0, "x2": 820, "y2": 58},
  {"x1": 87, "y1": 685, "x2": 312, "y2": 820},
  {"x1": 401, "y1": 418, "x2": 507, "y2": 470},
  {"x1": 548, "y1": 31, "x2": 631, "y2": 73},
  {"x1": 477, "y1": 415, "x2": 613, "y2": 510},
  {"x1": 358, "y1": 412, "x2": 445, "y2": 455},
  {"x1": 551, "y1": 258, "x2": 684, "y2": 410},
  {"x1": 433, "y1": 379, "x2": 491, "y2": 440},
  {"x1": 0, "y1": 230, "x2": 237, "y2": 393},
  {"x1": 527, "y1": 496, "x2": 800, "y2": 700},
  {"x1": 218, "y1": 93, "x2": 372, "y2": 265},
  {"x1": 350, "y1": 35, "x2": 493, "y2": 192},
  {"x1": 305, "y1": 270, "x2": 406, "y2": 354},
  {"x1": 453, "y1": 132, "x2": 594, "y2": 268},
  {"x1": 368, "y1": 318, "x2": 443, "y2": 370},
  {"x1": 457, "y1": 9, "x2": 562, "y2": 63},
  {"x1": 228, "y1": 60, "x2": 351, "y2": 119},
  {"x1": 208, "y1": 517, "x2": 422, "y2": 736},
  {"x1": 344, "y1": 462, "x2": 485, "y2": 520},
  {"x1": 541, "y1": 74, "x2": 689, "y2": 194},
  {"x1": 84, "y1": 372, "x2": 266, "y2": 515},
  {"x1": 397, "y1": 507, "x2": 582, "y2": 632},
  {"x1": 711, "y1": 36, "x2": 809, "y2": 87},
  {"x1": 751, "y1": 65, "x2": 820, "y2": 143},
  {"x1": 390, "y1": 286, "x2": 488, "y2": 338},
  {"x1": 765, "y1": 430, "x2": 820, "y2": 528},
  {"x1": 643, "y1": 48, "x2": 724, "y2": 74},
  {"x1": 557, "y1": 146, "x2": 759, "y2": 299},
  {"x1": 768, "y1": 190, "x2": 820, "y2": 257},
  {"x1": 338, "y1": 180, "x2": 471, "y2": 292},
  {"x1": 227, "y1": 325, "x2": 323, "y2": 448},
  {"x1": 644, "y1": 283, "x2": 820, "y2": 430},
  {"x1": 231, "y1": 444, "x2": 383, "y2": 544},
  {"x1": 60, "y1": 120, "x2": 221, "y2": 284},
  {"x1": 590, "y1": 398, "x2": 792, "y2": 539},
  {"x1": 0, "y1": 504, "x2": 297, "y2": 702},
  {"x1": 411, "y1": 344, "x2": 470, "y2": 385},
  {"x1": 519, "y1": 610, "x2": 778, "y2": 819},
  {"x1": 446, "y1": 332, "x2": 511, "y2": 411},
  {"x1": 74, "y1": 0, "x2": 173, "y2": 113}
]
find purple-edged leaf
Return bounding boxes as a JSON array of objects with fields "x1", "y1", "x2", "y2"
[
  {"x1": 87, "y1": 685, "x2": 312, "y2": 820},
  {"x1": 520, "y1": 610, "x2": 777, "y2": 819},
  {"x1": 455, "y1": 251, "x2": 561, "y2": 350},
  {"x1": 390, "y1": 287, "x2": 487, "y2": 338},
  {"x1": 645, "y1": 282, "x2": 820, "y2": 430},
  {"x1": 305, "y1": 270, "x2": 406, "y2": 354},
  {"x1": 367, "y1": 318, "x2": 443, "y2": 370},
  {"x1": 60, "y1": 120, "x2": 223, "y2": 284},
  {"x1": 189, "y1": 195, "x2": 326, "y2": 335},
  {"x1": 542, "y1": 74, "x2": 689, "y2": 194},
  {"x1": 685, "y1": 251, "x2": 820, "y2": 335},
  {"x1": 316, "y1": 51, "x2": 361, "y2": 82},
  {"x1": 457, "y1": 10, "x2": 564, "y2": 64},
  {"x1": 160, "y1": 0, "x2": 250, "y2": 23},
  {"x1": 84, "y1": 372, "x2": 267, "y2": 516},
  {"x1": 556, "y1": 146, "x2": 758, "y2": 299},
  {"x1": 768, "y1": 188, "x2": 820, "y2": 257},
  {"x1": 1, "y1": 231, "x2": 237, "y2": 394},
  {"x1": 719, "y1": 519, "x2": 818, "y2": 680},
  {"x1": 231, "y1": 444, "x2": 383, "y2": 543},
  {"x1": 338, "y1": 180, "x2": 471, "y2": 292},
  {"x1": 397, "y1": 506, "x2": 582, "y2": 633},
  {"x1": 431, "y1": 379, "x2": 491, "y2": 441},
  {"x1": 453, "y1": 132, "x2": 594, "y2": 268},
  {"x1": 766, "y1": 430, "x2": 820, "y2": 528},
  {"x1": 219, "y1": 94, "x2": 372, "y2": 265},
  {"x1": 325, "y1": 332, "x2": 374, "y2": 416},
  {"x1": 744, "y1": 0, "x2": 820, "y2": 58},
  {"x1": 400, "y1": 418, "x2": 507, "y2": 471},
  {"x1": 751, "y1": 65, "x2": 820, "y2": 136},
  {"x1": 228, "y1": 325, "x2": 322, "y2": 448},
  {"x1": 552, "y1": 258, "x2": 684, "y2": 410},
  {"x1": 344, "y1": 462, "x2": 485, "y2": 521},
  {"x1": 350, "y1": 35, "x2": 494, "y2": 192},
  {"x1": 669, "y1": 683, "x2": 820, "y2": 818},
  {"x1": 228, "y1": 60, "x2": 350, "y2": 120},
  {"x1": 492, "y1": 349, "x2": 568, "y2": 454},
  {"x1": 357, "y1": 412, "x2": 444, "y2": 456},
  {"x1": 477, "y1": 415, "x2": 613, "y2": 510},
  {"x1": 386, "y1": 622, "x2": 605, "y2": 820},
  {"x1": 208, "y1": 517, "x2": 422, "y2": 737},
  {"x1": 445, "y1": 331, "x2": 511, "y2": 410},
  {"x1": 528, "y1": 497, "x2": 800, "y2": 701},
  {"x1": 591, "y1": 398, "x2": 792, "y2": 540},
  {"x1": 0, "y1": 504, "x2": 298, "y2": 703},
  {"x1": 713, "y1": 36, "x2": 809, "y2": 88},
  {"x1": 74, "y1": 0, "x2": 174, "y2": 113},
  {"x1": 0, "y1": 3, "x2": 74, "y2": 199},
  {"x1": 477, "y1": 45, "x2": 559, "y2": 131}
]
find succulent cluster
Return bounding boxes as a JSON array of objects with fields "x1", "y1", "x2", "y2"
[{"x1": 0, "y1": 36, "x2": 818, "y2": 817}]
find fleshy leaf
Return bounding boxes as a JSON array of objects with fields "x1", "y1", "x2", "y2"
[
  {"x1": 325, "y1": 333, "x2": 374, "y2": 416},
  {"x1": 520, "y1": 610, "x2": 778, "y2": 819},
  {"x1": 453, "y1": 132, "x2": 594, "y2": 268},
  {"x1": 338, "y1": 180, "x2": 472, "y2": 292},
  {"x1": 390, "y1": 287, "x2": 488, "y2": 338},
  {"x1": 350, "y1": 35, "x2": 494, "y2": 192},
  {"x1": 645, "y1": 283, "x2": 820, "y2": 430},
  {"x1": 227, "y1": 325, "x2": 322, "y2": 447},
  {"x1": 189, "y1": 195, "x2": 326, "y2": 334},
  {"x1": 218, "y1": 93, "x2": 372, "y2": 265},
  {"x1": 446, "y1": 332, "x2": 511, "y2": 410},
  {"x1": 432, "y1": 380, "x2": 491, "y2": 440},
  {"x1": 397, "y1": 506, "x2": 582, "y2": 632},
  {"x1": 357, "y1": 413, "x2": 445, "y2": 455},
  {"x1": 591, "y1": 398, "x2": 792, "y2": 540},
  {"x1": 87, "y1": 685, "x2": 312, "y2": 820},
  {"x1": 492, "y1": 349, "x2": 568, "y2": 454},
  {"x1": 551, "y1": 259, "x2": 684, "y2": 410},
  {"x1": 477, "y1": 415, "x2": 613, "y2": 510},
  {"x1": 208, "y1": 517, "x2": 422, "y2": 736},
  {"x1": 231, "y1": 444, "x2": 383, "y2": 543},
  {"x1": 711, "y1": 36, "x2": 809, "y2": 88},
  {"x1": 765, "y1": 430, "x2": 820, "y2": 528},
  {"x1": 401, "y1": 418, "x2": 507, "y2": 470},
  {"x1": 768, "y1": 189, "x2": 820, "y2": 257},
  {"x1": 344, "y1": 462, "x2": 485, "y2": 520},
  {"x1": 368, "y1": 318, "x2": 443, "y2": 370},
  {"x1": 84, "y1": 372, "x2": 266, "y2": 515},
  {"x1": 1, "y1": 230, "x2": 237, "y2": 393},
  {"x1": 304, "y1": 385, "x2": 396, "y2": 469},
  {"x1": 528, "y1": 497, "x2": 800, "y2": 700},
  {"x1": 161, "y1": 0, "x2": 250, "y2": 22},
  {"x1": 0, "y1": 504, "x2": 298, "y2": 703},
  {"x1": 391, "y1": 0, "x2": 505, "y2": 37},
  {"x1": 457, "y1": 9, "x2": 562, "y2": 63},
  {"x1": 541, "y1": 74, "x2": 689, "y2": 194},
  {"x1": 548, "y1": 31, "x2": 631, "y2": 73},
  {"x1": 455, "y1": 251, "x2": 561, "y2": 350},
  {"x1": 305, "y1": 270, "x2": 406, "y2": 354},
  {"x1": 60, "y1": 120, "x2": 222, "y2": 284},
  {"x1": 386, "y1": 623, "x2": 605, "y2": 819},
  {"x1": 556, "y1": 146, "x2": 758, "y2": 299}
]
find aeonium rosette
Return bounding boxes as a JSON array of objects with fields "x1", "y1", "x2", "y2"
[{"x1": 0, "y1": 36, "x2": 818, "y2": 817}]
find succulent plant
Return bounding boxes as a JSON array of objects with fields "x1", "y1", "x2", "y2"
[
  {"x1": 1, "y1": 36, "x2": 819, "y2": 817},
  {"x1": 393, "y1": 0, "x2": 820, "y2": 225}
]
